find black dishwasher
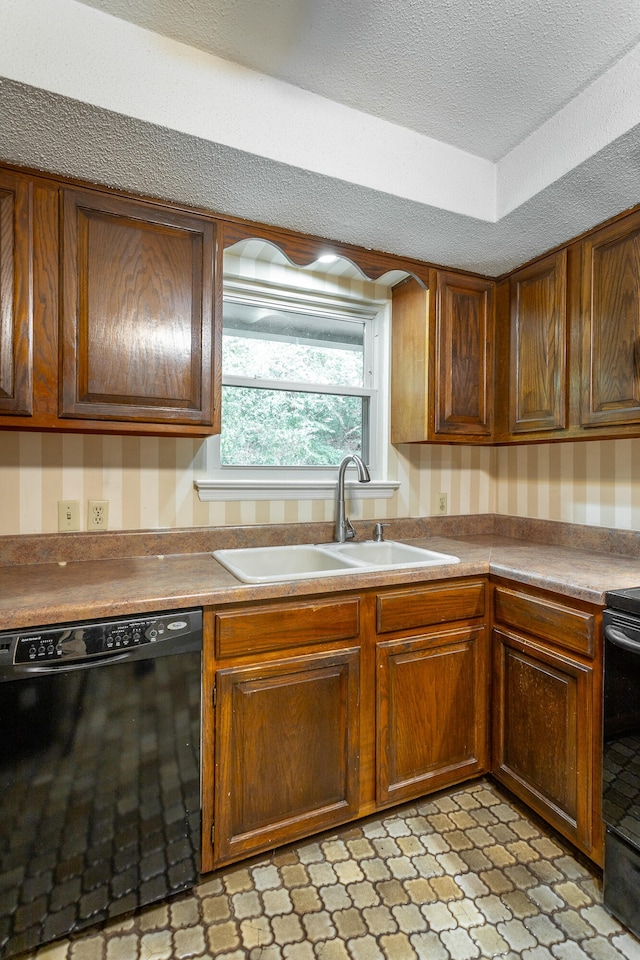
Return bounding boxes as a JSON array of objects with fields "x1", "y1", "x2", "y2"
[{"x1": 0, "y1": 608, "x2": 202, "y2": 959}]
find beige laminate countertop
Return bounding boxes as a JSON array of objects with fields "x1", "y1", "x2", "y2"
[{"x1": 2, "y1": 533, "x2": 640, "y2": 631}]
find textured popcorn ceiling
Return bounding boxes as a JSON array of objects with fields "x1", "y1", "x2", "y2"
[
  {"x1": 76, "y1": 0, "x2": 640, "y2": 161},
  {"x1": 2, "y1": 0, "x2": 640, "y2": 275}
]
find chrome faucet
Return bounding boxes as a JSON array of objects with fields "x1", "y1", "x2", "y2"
[{"x1": 334, "y1": 454, "x2": 370, "y2": 542}]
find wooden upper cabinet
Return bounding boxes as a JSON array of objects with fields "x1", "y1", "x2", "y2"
[
  {"x1": 390, "y1": 271, "x2": 494, "y2": 443},
  {"x1": 60, "y1": 188, "x2": 216, "y2": 426},
  {"x1": 434, "y1": 271, "x2": 494, "y2": 438},
  {"x1": 509, "y1": 250, "x2": 568, "y2": 434},
  {"x1": 390, "y1": 274, "x2": 433, "y2": 444},
  {"x1": 580, "y1": 209, "x2": 640, "y2": 427},
  {"x1": 0, "y1": 170, "x2": 33, "y2": 417}
]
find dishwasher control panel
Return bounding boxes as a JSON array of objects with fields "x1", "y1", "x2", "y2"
[{"x1": 1, "y1": 610, "x2": 202, "y2": 665}]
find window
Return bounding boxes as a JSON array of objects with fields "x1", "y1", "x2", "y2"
[
  {"x1": 221, "y1": 293, "x2": 376, "y2": 467},
  {"x1": 195, "y1": 263, "x2": 400, "y2": 503}
]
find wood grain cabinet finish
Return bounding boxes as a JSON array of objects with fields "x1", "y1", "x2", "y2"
[
  {"x1": 509, "y1": 250, "x2": 568, "y2": 434},
  {"x1": 0, "y1": 170, "x2": 33, "y2": 416},
  {"x1": 492, "y1": 627, "x2": 595, "y2": 857},
  {"x1": 580, "y1": 209, "x2": 640, "y2": 427},
  {"x1": 434, "y1": 271, "x2": 494, "y2": 438},
  {"x1": 60, "y1": 188, "x2": 216, "y2": 426},
  {"x1": 212, "y1": 648, "x2": 360, "y2": 866},
  {"x1": 390, "y1": 272, "x2": 494, "y2": 443},
  {"x1": 493, "y1": 584, "x2": 595, "y2": 658},
  {"x1": 214, "y1": 596, "x2": 360, "y2": 659},
  {"x1": 390, "y1": 274, "x2": 434, "y2": 444},
  {"x1": 377, "y1": 625, "x2": 489, "y2": 805},
  {"x1": 377, "y1": 580, "x2": 485, "y2": 634}
]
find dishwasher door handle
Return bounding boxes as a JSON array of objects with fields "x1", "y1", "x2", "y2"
[
  {"x1": 1, "y1": 651, "x2": 135, "y2": 678},
  {"x1": 605, "y1": 624, "x2": 640, "y2": 655}
]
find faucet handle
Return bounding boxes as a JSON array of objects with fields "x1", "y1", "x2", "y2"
[
  {"x1": 373, "y1": 522, "x2": 390, "y2": 542},
  {"x1": 344, "y1": 518, "x2": 356, "y2": 540}
]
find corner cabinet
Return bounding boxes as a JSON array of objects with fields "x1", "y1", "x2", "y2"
[
  {"x1": 201, "y1": 575, "x2": 606, "y2": 874},
  {"x1": 391, "y1": 271, "x2": 494, "y2": 444},
  {"x1": 491, "y1": 581, "x2": 603, "y2": 865},
  {"x1": 60, "y1": 188, "x2": 216, "y2": 428}
]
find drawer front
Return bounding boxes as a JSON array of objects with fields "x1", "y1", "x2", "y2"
[
  {"x1": 493, "y1": 586, "x2": 595, "y2": 658},
  {"x1": 377, "y1": 580, "x2": 485, "y2": 634},
  {"x1": 215, "y1": 597, "x2": 360, "y2": 659}
]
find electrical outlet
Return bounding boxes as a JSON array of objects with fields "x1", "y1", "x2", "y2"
[
  {"x1": 436, "y1": 492, "x2": 448, "y2": 515},
  {"x1": 88, "y1": 500, "x2": 109, "y2": 531},
  {"x1": 58, "y1": 500, "x2": 81, "y2": 532}
]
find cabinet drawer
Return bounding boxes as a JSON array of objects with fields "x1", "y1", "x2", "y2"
[
  {"x1": 376, "y1": 580, "x2": 485, "y2": 634},
  {"x1": 215, "y1": 597, "x2": 360, "y2": 658},
  {"x1": 493, "y1": 586, "x2": 595, "y2": 658}
]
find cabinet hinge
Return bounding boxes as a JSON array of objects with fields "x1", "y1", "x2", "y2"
[
  {"x1": 212, "y1": 685, "x2": 216, "y2": 707},
  {"x1": 211, "y1": 823, "x2": 215, "y2": 845}
]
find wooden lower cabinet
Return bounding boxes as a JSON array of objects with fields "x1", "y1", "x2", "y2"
[
  {"x1": 212, "y1": 648, "x2": 360, "y2": 866},
  {"x1": 202, "y1": 576, "x2": 604, "y2": 872},
  {"x1": 492, "y1": 582, "x2": 603, "y2": 864},
  {"x1": 377, "y1": 625, "x2": 489, "y2": 805},
  {"x1": 493, "y1": 629, "x2": 593, "y2": 850}
]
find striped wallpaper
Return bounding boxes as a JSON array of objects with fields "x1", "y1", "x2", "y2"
[
  {"x1": 0, "y1": 432, "x2": 496, "y2": 536},
  {"x1": 494, "y1": 439, "x2": 640, "y2": 530},
  {"x1": 3, "y1": 431, "x2": 640, "y2": 537}
]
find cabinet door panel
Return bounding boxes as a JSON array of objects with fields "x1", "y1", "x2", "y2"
[
  {"x1": 509, "y1": 250, "x2": 567, "y2": 433},
  {"x1": 0, "y1": 171, "x2": 32, "y2": 416},
  {"x1": 581, "y1": 213, "x2": 640, "y2": 426},
  {"x1": 377, "y1": 626, "x2": 489, "y2": 805},
  {"x1": 61, "y1": 188, "x2": 215, "y2": 425},
  {"x1": 493, "y1": 628, "x2": 593, "y2": 851},
  {"x1": 435, "y1": 272, "x2": 493, "y2": 437},
  {"x1": 213, "y1": 649, "x2": 360, "y2": 865}
]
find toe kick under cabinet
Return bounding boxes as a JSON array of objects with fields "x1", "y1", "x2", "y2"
[{"x1": 201, "y1": 578, "x2": 490, "y2": 871}]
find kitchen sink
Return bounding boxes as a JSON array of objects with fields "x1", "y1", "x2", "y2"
[
  {"x1": 330, "y1": 540, "x2": 459, "y2": 567},
  {"x1": 213, "y1": 541, "x2": 459, "y2": 583},
  {"x1": 212, "y1": 544, "x2": 363, "y2": 583}
]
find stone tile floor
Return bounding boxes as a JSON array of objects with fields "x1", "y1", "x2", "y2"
[{"x1": 22, "y1": 779, "x2": 640, "y2": 960}]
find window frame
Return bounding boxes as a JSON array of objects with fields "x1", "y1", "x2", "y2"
[{"x1": 196, "y1": 274, "x2": 398, "y2": 501}]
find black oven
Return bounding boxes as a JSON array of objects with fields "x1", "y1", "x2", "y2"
[{"x1": 603, "y1": 589, "x2": 640, "y2": 937}]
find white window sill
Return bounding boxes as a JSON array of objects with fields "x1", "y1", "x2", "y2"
[{"x1": 194, "y1": 478, "x2": 400, "y2": 502}]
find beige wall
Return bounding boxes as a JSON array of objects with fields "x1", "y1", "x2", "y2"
[
  {"x1": 0, "y1": 434, "x2": 494, "y2": 535},
  {"x1": 494, "y1": 438, "x2": 640, "y2": 530},
  {"x1": 2, "y1": 434, "x2": 640, "y2": 536}
]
